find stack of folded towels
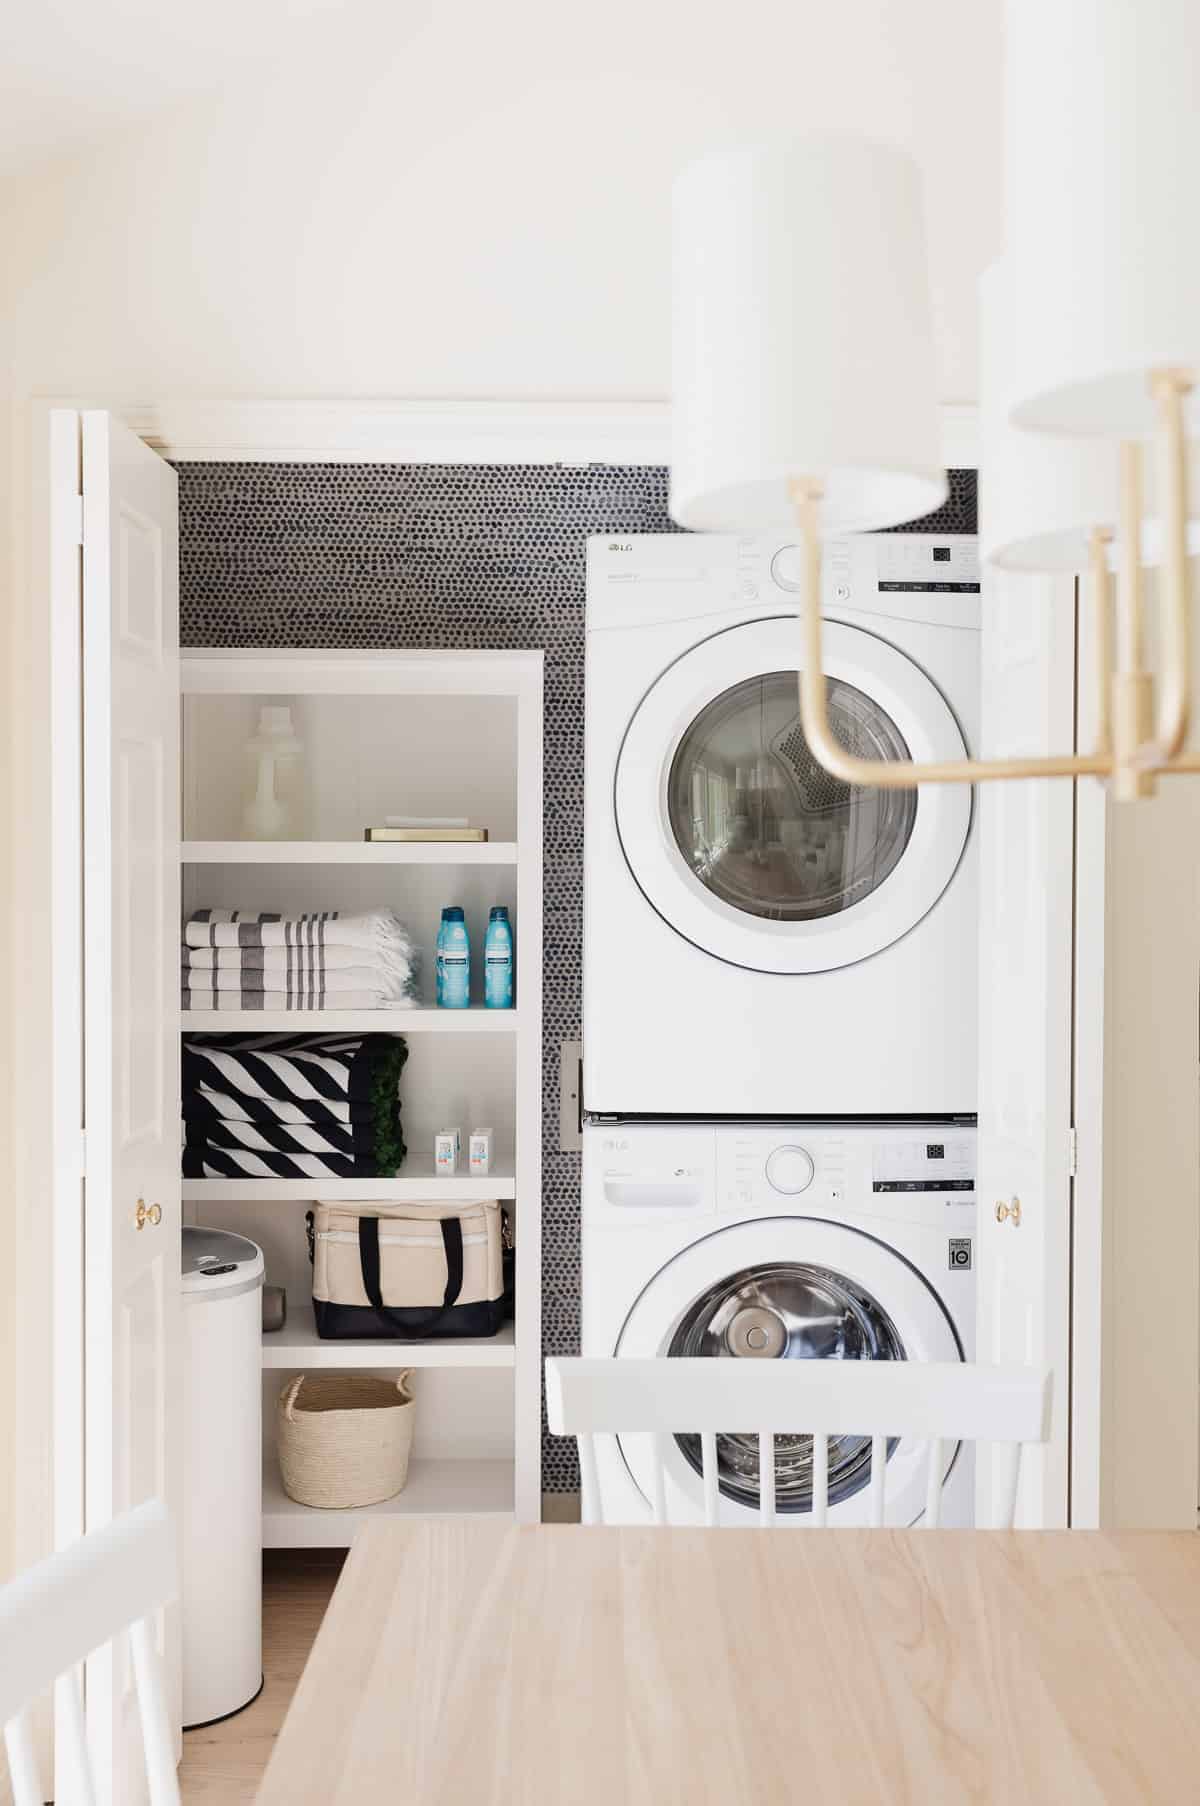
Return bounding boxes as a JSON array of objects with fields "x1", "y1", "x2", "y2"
[
  {"x1": 182, "y1": 1031, "x2": 408, "y2": 1179},
  {"x1": 181, "y1": 907, "x2": 420, "y2": 1012}
]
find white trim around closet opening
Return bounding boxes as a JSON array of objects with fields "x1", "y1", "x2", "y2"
[{"x1": 41, "y1": 397, "x2": 980, "y2": 471}]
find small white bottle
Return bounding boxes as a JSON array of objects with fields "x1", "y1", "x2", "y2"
[
  {"x1": 435, "y1": 1129, "x2": 460, "y2": 1176},
  {"x1": 469, "y1": 1128, "x2": 494, "y2": 1176},
  {"x1": 242, "y1": 705, "x2": 308, "y2": 841}
]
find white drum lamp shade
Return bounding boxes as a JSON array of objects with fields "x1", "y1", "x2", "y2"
[
  {"x1": 670, "y1": 137, "x2": 947, "y2": 535},
  {"x1": 980, "y1": 261, "x2": 1200, "y2": 570},
  {"x1": 1005, "y1": 0, "x2": 1200, "y2": 434}
]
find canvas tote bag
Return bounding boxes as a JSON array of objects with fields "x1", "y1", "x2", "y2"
[{"x1": 307, "y1": 1200, "x2": 508, "y2": 1339}]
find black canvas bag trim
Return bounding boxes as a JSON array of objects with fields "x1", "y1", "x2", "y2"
[{"x1": 311, "y1": 1297, "x2": 505, "y2": 1340}]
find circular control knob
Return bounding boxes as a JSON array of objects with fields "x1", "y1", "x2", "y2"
[{"x1": 765, "y1": 1145, "x2": 815, "y2": 1196}]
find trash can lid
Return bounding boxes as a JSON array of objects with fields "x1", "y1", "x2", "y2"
[{"x1": 182, "y1": 1226, "x2": 265, "y2": 1300}]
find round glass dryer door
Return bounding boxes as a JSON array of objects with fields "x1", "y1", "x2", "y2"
[
  {"x1": 615, "y1": 616, "x2": 971, "y2": 973},
  {"x1": 615, "y1": 1217, "x2": 963, "y2": 1527}
]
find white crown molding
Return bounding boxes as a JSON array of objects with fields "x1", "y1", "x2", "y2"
[
  {"x1": 108, "y1": 397, "x2": 675, "y2": 466},
  {"x1": 59, "y1": 394, "x2": 979, "y2": 472}
]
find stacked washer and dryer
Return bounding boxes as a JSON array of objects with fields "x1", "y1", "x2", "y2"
[{"x1": 581, "y1": 530, "x2": 981, "y2": 1526}]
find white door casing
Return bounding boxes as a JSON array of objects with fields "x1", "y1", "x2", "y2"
[
  {"x1": 975, "y1": 567, "x2": 1074, "y2": 1528},
  {"x1": 79, "y1": 411, "x2": 181, "y2": 1800},
  {"x1": 614, "y1": 615, "x2": 971, "y2": 973}
]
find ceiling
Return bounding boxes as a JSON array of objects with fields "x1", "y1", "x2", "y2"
[{"x1": 0, "y1": 0, "x2": 385, "y2": 174}]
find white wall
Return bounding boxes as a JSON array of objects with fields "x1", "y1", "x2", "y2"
[
  {"x1": 1099, "y1": 789, "x2": 1200, "y2": 1526},
  {"x1": 1, "y1": 0, "x2": 1002, "y2": 404}
]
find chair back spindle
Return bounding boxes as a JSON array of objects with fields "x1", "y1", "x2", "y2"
[
  {"x1": 546, "y1": 1359, "x2": 1053, "y2": 1530},
  {"x1": 0, "y1": 1500, "x2": 182, "y2": 1806}
]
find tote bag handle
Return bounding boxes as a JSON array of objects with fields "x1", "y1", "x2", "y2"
[{"x1": 356, "y1": 1214, "x2": 465, "y2": 1336}]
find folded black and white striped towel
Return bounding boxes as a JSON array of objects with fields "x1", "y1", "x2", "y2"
[
  {"x1": 182, "y1": 1117, "x2": 370, "y2": 1178},
  {"x1": 181, "y1": 1032, "x2": 407, "y2": 1178}
]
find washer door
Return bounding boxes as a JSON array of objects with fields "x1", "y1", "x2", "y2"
[
  {"x1": 614, "y1": 1217, "x2": 963, "y2": 1526},
  {"x1": 615, "y1": 616, "x2": 971, "y2": 973}
]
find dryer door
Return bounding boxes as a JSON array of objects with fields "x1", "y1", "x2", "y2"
[
  {"x1": 614, "y1": 1216, "x2": 963, "y2": 1526},
  {"x1": 615, "y1": 615, "x2": 971, "y2": 973}
]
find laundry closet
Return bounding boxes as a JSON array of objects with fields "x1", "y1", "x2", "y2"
[{"x1": 29, "y1": 397, "x2": 1200, "y2": 1795}]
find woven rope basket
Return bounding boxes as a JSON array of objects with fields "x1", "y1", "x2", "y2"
[{"x1": 277, "y1": 1372, "x2": 415, "y2": 1510}]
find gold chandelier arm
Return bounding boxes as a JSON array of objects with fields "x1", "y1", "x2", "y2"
[
  {"x1": 1146, "y1": 368, "x2": 1193, "y2": 760},
  {"x1": 790, "y1": 479, "x2": 1111, "y2": 787},
  {"x1": 1088, "y1": 526, "x2": 1114, "y2": 758},
  {"x1": 1149, "y1": 750, "x2": 1200, "y2": 773}
]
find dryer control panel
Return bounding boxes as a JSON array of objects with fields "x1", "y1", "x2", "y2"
[{"x1": 586, "y1": 532, "x2": 981, "y2": 635}]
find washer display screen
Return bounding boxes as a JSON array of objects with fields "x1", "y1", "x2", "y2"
[{"x1": 666, "y1": 1260, "x2": 904, "y2": 1512}]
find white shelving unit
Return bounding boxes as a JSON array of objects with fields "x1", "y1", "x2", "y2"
[
  {"x1": 179, "y1": 649, "x2": 544, "y2": 1539},
  {"x1": 183, "y1": 840, "x2": 519, "y2": 864},
  {"x1": 262, "y1": 1458, "x2": 516, "y2": 1549},
  {"x1": 262, "y1": 1321, "x2": 516, "y2": 1369},
  {"x1": 180, "y1": 1005, "x2": 524, "y2": 1033}
]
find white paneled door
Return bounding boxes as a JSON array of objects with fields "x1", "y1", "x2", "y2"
[
  {"x1": 975, "y1": 567, "x2": 1075, "y2": 1528},
  {"x1": 68, "y1": 411, "x2": 182, "y2": 1801}
]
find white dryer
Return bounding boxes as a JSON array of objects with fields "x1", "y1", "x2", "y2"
[
  {"x1": 584, "y1": 533, "x2": 980, "y2": 1117},
  {"x1": 581, "y1": 1120, "x2": 977, "y2": 1527}
]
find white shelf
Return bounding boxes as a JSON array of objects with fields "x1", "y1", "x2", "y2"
[
  {"x1": 262, "y1": 1320, "x2": 515, "y2": 1370},
  {"x1": 181, "y1": 1150, "x2": 516, "y2": 1202},
  {"x1": 183, "y1": 839, "x2": 518, "y2": 865},
  {"x1": 179, "y1": 1005, "x2": 521, "y2": 1034},
  {"x1": 262, "y1": 1458, "x2": 515, "y2": 1547}
]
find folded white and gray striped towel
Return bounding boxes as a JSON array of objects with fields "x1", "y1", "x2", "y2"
[
  {"x1": 184, "y1": 907, "x2": 417, "y2": 958},
  {"x1": 185, "y1": 944, "x2": 374, "y2": 972},
  {"x1": 182, "y1": 988, "x2": 410, "y2": 1012},
  {"x1": 181, "y1": 908, "x2": 421, "y2": 1010},
  {"x1": 182, "y1": 966, "x2": 407, "y2": 996}
]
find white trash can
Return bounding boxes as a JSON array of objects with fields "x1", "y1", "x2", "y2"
[{"x1": 181, "y1": 1227, "x2": 265, "y2": 1728}]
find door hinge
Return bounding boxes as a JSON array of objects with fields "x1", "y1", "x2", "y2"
[{"x1": 1067, "y1": 1125, "x2": 1078, "y2": 1179}]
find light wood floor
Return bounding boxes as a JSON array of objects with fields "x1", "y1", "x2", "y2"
[{"x1": 179, "y1": 1553, "x2": 344, "y2": 1804}]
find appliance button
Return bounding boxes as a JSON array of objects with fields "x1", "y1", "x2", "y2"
[{"x1": 765, "y1": 1145, "x2": 816, "y2": 1195}]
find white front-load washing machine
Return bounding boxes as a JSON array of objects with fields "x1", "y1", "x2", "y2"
[
  {"x1": 584, "y1": 532, "x2": 980, "y2": 1117},
  {"x1": 581, "y1": 1120, "x2": 977, "y2": 1527}
]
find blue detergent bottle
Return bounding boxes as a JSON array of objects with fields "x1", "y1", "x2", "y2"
[
  {"x1": 484, "y1": 906, "x2": 514, "y2": 1009},
  {"x1": 436, "y1": 906, "x2": 470, "y2": 1009}
]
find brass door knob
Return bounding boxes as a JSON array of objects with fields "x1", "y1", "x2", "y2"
[
  {"x1": 994, "y1": 1197, "x2": 1022, "y2": 1227},
  {"x1": 135, "y1": 1200, "x2": 163, "y2": 1230}
]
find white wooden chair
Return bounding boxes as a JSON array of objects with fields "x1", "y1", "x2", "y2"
[
  {"x1": 0, "y1": 1498, "x2": 181, "y2": 1806},
  {"x1": 546, "y1": 1357, "x2": 1052, "y2": 1529}
]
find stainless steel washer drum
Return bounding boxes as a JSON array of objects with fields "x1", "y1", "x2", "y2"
[{"x1": 615, "y1": 1217, "x2": 963, "y2": 1526}]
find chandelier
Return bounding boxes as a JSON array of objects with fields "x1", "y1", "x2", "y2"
[{"x1": 669, "y1": 0, "x2": 1200, "y2": 800}]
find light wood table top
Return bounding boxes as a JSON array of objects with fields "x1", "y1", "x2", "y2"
[{"x1": 255, "y1": 1523, "x2": 1200, "y2": 1805}]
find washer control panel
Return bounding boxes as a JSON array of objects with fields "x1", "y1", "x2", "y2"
[
  {"x1": 764, "y1": 1144, "x2": 816, "y2": 1195},
  {"x1": 717, "y1": 1123, "x2": 976, "y2": 1223},
  {"x1": 583, "y1": 1122, "x2": 976, "y2": 1228}
]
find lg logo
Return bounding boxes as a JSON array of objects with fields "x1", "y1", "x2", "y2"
[{"x1": 607, "y1": 541, "x2": 633, "y2": 552}]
